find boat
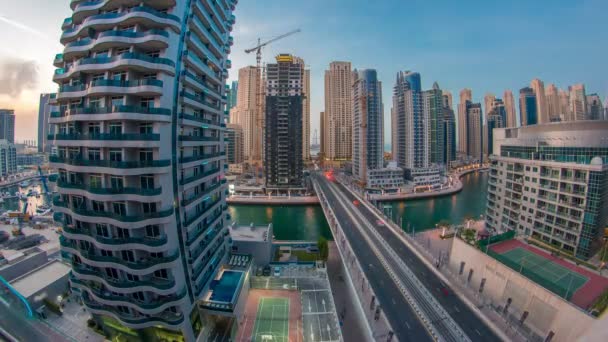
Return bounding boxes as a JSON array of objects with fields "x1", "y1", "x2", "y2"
[{"x1": 19, "y1": 181, "x2": 30, "y2": 187}]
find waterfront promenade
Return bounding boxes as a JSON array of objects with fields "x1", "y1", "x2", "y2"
[{"x1": 227, "y1": 195, "x2": 319, "y2": 205}]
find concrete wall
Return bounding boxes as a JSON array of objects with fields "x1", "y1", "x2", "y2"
[
  {"x1": 232, "y1": 240, "x2": 271, "y2": 266},
  {"x1": 0, "y1": 249, "x2": 48, "y2": 282},
  {"x1": 448, "y1": 238, "x2": 596, "y2": 341}
]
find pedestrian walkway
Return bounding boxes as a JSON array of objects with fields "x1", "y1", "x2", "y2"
[{"x1": 44, "y1": 296, "x2": 104, "y2": 342}]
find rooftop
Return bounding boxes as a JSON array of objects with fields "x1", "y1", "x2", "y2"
[
  {"x1": 229, "y1": 223, "x2": 271, "y2": 242},
  {"x1": 10, "y1": 260, "x2": 71, "y2": 298}
]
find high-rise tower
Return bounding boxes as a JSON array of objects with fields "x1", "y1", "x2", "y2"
[
  {"x1": 545, "y1": 83, "x2": 560, "y2": 122},
  {"x1": 51, "y1": 1, "x2": 237, "y2": 340},
  {"x1": 457, "y1": 89, "x2": 472, "y2": 154},
  {"x1": 38, "y1": 94, "x2": 56, "y2": 153},
  {"x1": 530, "y1": 78, "x2": 548, "y2": 124},
  {"x1": 0, "y1": 109, "x2": 15, "y2": 144},
  {"x1": 230, "y1": 66, "x2": 262, "y2": 162},
  {"x1": 323, "y1": 62, "x2": 353, "y2": 161},
  {"x1": 569, "y1": 84, "x2": 587, "y2": 121},
  {"x1": 352, "y1": 69, "x2": 383, "y2": 184},
  {"x1": 519, "y1": 87, "x2": 538, "y2": 126},
  {"x1": 503, "y1": 90, "x2": 517, "y2": 128},
  {"x1": 264, "y1": 54, "x2": 304, "y2": 190}
]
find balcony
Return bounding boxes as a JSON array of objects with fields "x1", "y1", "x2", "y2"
[
  {"x1": 186, "y1": 210, "x2": 223, "y2": 246},
  {"x1": 181, "y1": 91, "x2": 221, "y2": 112},
  {"x1": 180, "y1": 168, "x2": 221, "y2": 186},
  {"x1": 57, "y1": 180, "x2": 161, "y2": 197},
  {"x1": 183, "y1": 198, "x2": 223, "y2": 227},
  {"x1": 181, "y1": 182, "x2": 222, "y2": 207},
  {"x1": 63, "y1": 224, "x2": 167, "y2": 248},
  {"x1": 54, "y1": 200, "x2": 173, "y2": 223},
  {"x1": 179, "y1": 134, "x2": 220, "y2": 142},
  {"x1": 50, "y1": 155, "x2": 170, "y2": 169},
  {"x1": 178, "y1": 112, "x2": 221, "y2": 126},
  {"x1": 58, "y1": 79, "x2": 164, "y2": 99},
  {"x1": 72, "y1": 266, "x2": 176, "y2": 292},
  {"x1": 50, "y1": 105, "x2": 171, "y2": 123},
  {"x1": 179, "y1": 152, "x2": 222, "y2": 164},
  {"x1": 82, "y1": 297, "x2": 184, "y2": 328},
  {"x1": 61, "y1": 239, "x2": 178, "y2": 270},
  {"x1": 61, "y1": 6, "x2": 180, "y2": 44},
  {"x1": 49, "y1": 133, "x2": 160, "y2": 142},
  {"x1": 71, "y1": 277, "x2": 186, "y2": 312}
]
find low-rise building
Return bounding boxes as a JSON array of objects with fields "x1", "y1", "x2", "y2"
[
  {"x1": 228, "y1": 223, "x2": 273, "y2": 266},
  {"x1": 407, "y1": 165, "x2": 443, "y2": 189},
  {"x1": 486, "y1": 121, "x2": 608, "y2": 260},
  {"x1": 17, "y1": 153, "x2": 47, "y2": 166},
  {"x1": 367, "y1": 163, "x2": 405, "y2": 189}
]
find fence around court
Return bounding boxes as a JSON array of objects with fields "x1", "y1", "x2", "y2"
[{"x1": 487, "y1": 249, "x2": 586, "y2": 300}]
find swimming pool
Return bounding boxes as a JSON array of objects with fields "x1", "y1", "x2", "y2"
[{"x1": 209, "y1": 270, "x2": 243, "y2": 303}]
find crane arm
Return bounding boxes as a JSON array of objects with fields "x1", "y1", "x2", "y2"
[{"x1": 244, "y1": 29, "x2": 301, "y2": 53}]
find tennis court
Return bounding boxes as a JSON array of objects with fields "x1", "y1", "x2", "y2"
[
  {"x1": 252, "y1": 297, "x2": 290, "y2": 342},
  {"x1": 497, "y1": 247, "x2": 588, "y2": 299}
]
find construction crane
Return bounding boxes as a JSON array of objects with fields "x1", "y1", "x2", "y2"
[{"x1": 244, "y1": 29, "x2": 301, "y2": 69}]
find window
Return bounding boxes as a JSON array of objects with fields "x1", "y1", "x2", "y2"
[
  {"x1": 132, "y1": 292, "x2": 145, "y2": 302},
  {"x1": 139, "y1": 148, "x2": 153, "y2": 162},
  {"x1": 109, "y1": 122, "x2": 122, "y2": 135},
  {"x1": 140, "y1": 97, "x2": 155, "y2": 108},
  {"x1": 89, "y1": 174, "x2": 102, "y2": 188},
  {"x1": 105, "y1": 268, "x2": 118, "y2": 279},
  {"x1": 96, "y1": 224, "x2": 109, "y2": 237},
  {"x1": 142, "y1": 202, "x2": 157, "y2": 214},
  {"x1": 112, "y1": 71, "x2": 127, "y2": 81},
  {"x1": 146, "y1": 225, "x2": 160, "y2": 238},
  {"x1": 139, "y1": 123, "x2": 153, "y2": 134},
  {"x1": 72, "y1": 195, "x2": 84, "y2": 208},
  {"x1": 92, "y1": 200, "x2": 104, "y2": 212},
  {"x1": 91, "y1": 73, "x2": 105, "y2": 82},
  {"x1": 121, "y1": 250, "x2": 135, "y2": 262},
  {"x1": 113, "y1": 202, "x2": 126, "y2": 216},
  {"x1": 116, "y1": 227, "x2": 130, "y2": 239},
  {"x1": 110, "y1": 96, "x2": 123, "y2": 108},
  {"x1": 88, "y1": 123, "x2": 101, "y2": 135},
  {"x1": 88, "y1": 148, "x2": 101, "y2": 161},
  {"x1": 114, "y1": 47, "x2": 129, "y2": 55},
  {"x1": 125, "y1": 273, "x2": 139, "y2": 282},
  {"x1": 109, "y1": 149, "x2": 122, "y2": 162},
  {"x1": 100, "y1": 249, "x2": 113, "y2": 257},
  {"x1": 154, "y1": 269, "x2": 168, "y2": 279},
  {"x1": 89, "y1": 97, "x2": 102, "y2": 108},
  {"x1": 110, "y1": 176, "x2": 124, "y2": 189},
  {"x1": 140, "y1": 175, "x2": 154, "y2": 189}
]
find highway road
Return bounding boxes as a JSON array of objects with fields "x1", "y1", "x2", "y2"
[
  {"x1": 314, "y1": 174, "x2": 434, "y2": 341},
  {"x1": 332, "y1": 180, "x2": 502, "y2": 341}
]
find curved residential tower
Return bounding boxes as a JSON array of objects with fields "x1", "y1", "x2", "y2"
[{"x1": 51, "y1": 0, "x2": 237, "y2": 340}]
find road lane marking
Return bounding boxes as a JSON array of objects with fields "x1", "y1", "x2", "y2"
[
  {"x1": 405, "y1": 322, "x2": 411, "y2": 330},
  {"x1": 475, "y1": 329, "x2": 482, "y2": 336},
  {"x1": 454, "y1": 306, "x2": 460, "y2": 313}
]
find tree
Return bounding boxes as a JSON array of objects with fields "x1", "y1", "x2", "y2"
[{"x1": 317, "y1": 236, "x2": 329, "y2": 261}]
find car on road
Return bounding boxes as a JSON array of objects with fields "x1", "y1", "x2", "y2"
[
  {"x1": 263, "y1": 266, "x2": 271, "y2": 276},
  {"x1": 376, "y1": 219, "x2": 385, "y2": 226},
  {"x1": 273, "y1": 266, "x2": 281, "y2": 277},
  {"x1": 439, "y1": 281, "x2": 450, "y2": 296}
]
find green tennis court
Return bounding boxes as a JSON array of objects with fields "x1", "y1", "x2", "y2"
[
  {"x1": 498, "y1": 247, "x2": 588, "y2": 299},
  {"x1": 252, "y1": 297, "x2": 289, "y2": 342}
]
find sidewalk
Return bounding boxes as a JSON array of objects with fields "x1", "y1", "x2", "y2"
[{"x1": 44, "y1": 295, "x2": 104, "y2": 342}]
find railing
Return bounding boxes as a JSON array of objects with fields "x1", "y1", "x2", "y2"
[
  {"x1": 72, "y1": 266, "x2": 175, "y2": 290},
  {"x1": 49, "y1": 133, "x2": 160, "y2": 141},
  {"x1": 182, "y1": 182, "x2": 222, "y2": 207},
  {"x1": 179, "y1": 152, "x2": 222, "y2": 164},
  {"x1": 178, "y1": 134, "x2": 220, "y2": 142},
  {"x1": 58, "y1": 180, "x2": 161, "y2": 196},
  {"x1": 183, "y1": 199, "x2": 222, "y2": 227},
  {"x1": 180, "y1": 168, "x2": 220, "y2": 185},
  {"x1": 51, "y1": 105, "x2": 171, "y2": 118},
  {"x1": 50, "y1": 155, "x2": 171, "y2": 169},
  {"x1": 82, "y1": 298, "x2": 184, "y2": 326},
  {"x1": 63, "y1": 225, "x2": 167, "y2": 247}
]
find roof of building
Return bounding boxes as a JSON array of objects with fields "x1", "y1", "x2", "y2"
[
  {"x1": 10, "y1": 260, "x2": 71, "y2": 298},
  {"x1": 229, "y1": 223, "x2": 271, "y2": 242}
]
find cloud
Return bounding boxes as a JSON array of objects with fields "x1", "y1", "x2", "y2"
[
  {"x1": 0, "y1": 15, "x2": 52, "y2": 41},
  {"x1": 0, "y1": 59, "x2": 38, "y2": 97}
]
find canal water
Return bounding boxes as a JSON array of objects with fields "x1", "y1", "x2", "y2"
[
  {"x1": 385, "y1": 171, "x2": 489, "y2": 232},
  {"x1": 228, "y1": 171, "x2": 488, "y2": 240}
]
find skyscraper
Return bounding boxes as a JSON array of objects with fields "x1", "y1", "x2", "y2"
[
  {"x1": 559, "y1": 89, "x2": 571, "y2": 121},
  {"x1": 503, "y1": 90, "x2": 517, "y2": 128},
  {"x1": 530, "y1": 78, "x2": 548, "y2": 124},
  {"x1": 483, "y1": 93, "x2": 496, "y2": 117},
  {"x1": 484, "y1": 98, "x2": 507, "y2": 160},
  {"x1": 569, "y1": 84, "x2": 587, "y2": 121},
  {"x1": 465, "y1": 101, "x2": 483, "y2": 162},
  {"x1": 265, "y1": 54, "x2": 304, "y2": 190},
  {"x1": 226, "y1": 124, "x2": 244, "y2": 165},
  {"x1": 424, "y1": 82, "x2": 445, "y2": 165},
  {"x1": 443, "y1": 91, "x2": 453, "y2": 110},
  {"x1": 519, "y1": 87, "x2": 538, "y2": 126},
  {"x1": 0, "y1": 109, "x2": 15, "y2": 144},
  {"x1": 442, "y1": 96, "x2": 456, "y2": 167},
  {"x1": 227, "y1": 81, "x2": 238, "y2": 110},
  {"x1": 352, "y1": 69, "x2": 383, "y2": 184},
  {"x1": 230, "y1": 66, "x2": 262, "y2": 162},
  {"x1": 457, "y1": 89, "x2": 472, "y2": 154},
  {"x1": 394, "y1": 71, "x2": 425, "y2": 170},
  {"x1": 545, "y1": 83, "x2": 561, "y2": 121},
  {"x1": 50, "y1": 2, "x2": 237, "y2": 340},
  {"x1": 38, "y1": 93, "x2": 56, "y2": 153},
  {"x1": 294, "y1": 57, "x2": 311, "y2": 162},
  {"x1": 323, "y1": 62, "x2": 353, "y2": 161},
  {"x1": 586, "y1": 94, "x2": 603, "y2": 120}
]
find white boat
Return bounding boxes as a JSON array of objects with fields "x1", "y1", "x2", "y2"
[{"x1": 19, "y1": 181, "x2": 30, "y2": 187}]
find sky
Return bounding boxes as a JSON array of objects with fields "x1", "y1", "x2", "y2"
[{"x1": 0, "y1": 0, "x2": 607, "y2": 143}]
